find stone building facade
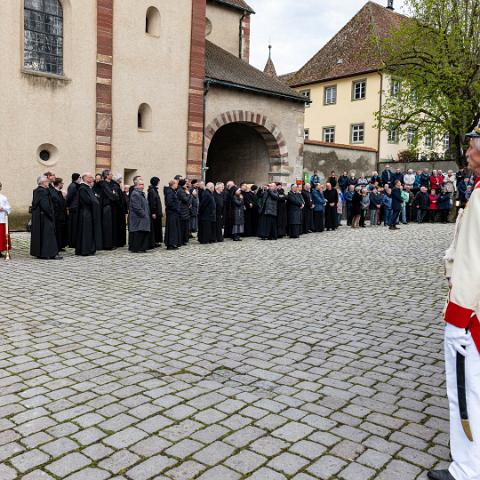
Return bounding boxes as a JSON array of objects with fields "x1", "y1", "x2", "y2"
[{"x1": 1, "y1": 0, "x2": 305, "y2": 225}]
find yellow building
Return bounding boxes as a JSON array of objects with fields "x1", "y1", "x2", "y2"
[{"x1": 283, "y1": 1, "x2": 450, "y2": 178}]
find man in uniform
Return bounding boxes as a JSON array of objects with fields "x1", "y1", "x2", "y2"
[{"x1": 428, "y1": 125, "x2": 480, "y2": 480}]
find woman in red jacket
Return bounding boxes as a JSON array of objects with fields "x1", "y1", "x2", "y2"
[
  {"x1": 430, "y1": 170, "x2": 443, "y2": 192},
  {"x1": 428, "y1": 188, "x2": 439, "y2": 222}
]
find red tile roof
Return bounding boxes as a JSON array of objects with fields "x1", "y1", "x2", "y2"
[
  {"x1": 288, "y1": 1, "x2": 404, "y2": 87},
  {"x1": 305, "y1": 140, "x2": 378, "y2": 153}
]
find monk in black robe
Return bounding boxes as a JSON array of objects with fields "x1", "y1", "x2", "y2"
[
  {"x1": 164, "y1": 180, "x2": 182, "y2": 250},
  {"x1": 258, "y1": 184, "x2": 279, "y2": 240},
  {"x1": 277, "y1": 184, "x2": 288, "y2": 238},
  {"x1": 147, "y1": 177, "x2": 163, "y2": 247},
  {"x1": 324, "y1": 182, "x2": 339, "y2": 231},
  {"x1": 98, "y1": 170, "x2": 120, "y2": 250},
  {"x1": 30, "y1": 176, "x2": 61, "y2": 259},
  {"x1": 287, "y1": 185, "x2": 304, "y2": 239},
  {"x1": 66, "y1": 173, "x2": 80, "y2": 248},
  {"x1": 242, "y1": 185, "x2": 258, "y2": 237},
  {"x1": 75, "y1": 174, "x2": 103, "y2": 256},
  {"x1": 177, "y1": 179, "x2": 191, "y2": 245},
  {"x1": 52, "y1": 178, "x2": 68, "y2": 250},
  {"x1": 301, "y1": 184, "x2": 315, "y2": 234},
  {"x1": 213, "y1": 183, "x2": 225, "y2": 242},
  {"x1": 198, "y1": 183, "x2": 217, "y2": 244},
  {"x1": 223, "y1": 181, "x2": 236, "y2": 239},
  {"x1": 112, "y1": 179, "x2": 127, "y2": 248}
]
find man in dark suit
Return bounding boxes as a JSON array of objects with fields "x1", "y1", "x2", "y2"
[
  {"x1": 381, "y1": 165, "x2": 393, "y2": 187},
  {"x1": 390, "y1": 180, "x2": 403, "y2": 230}
]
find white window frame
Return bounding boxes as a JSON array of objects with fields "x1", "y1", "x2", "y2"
[
  {"x1": 387, "y1": 126, "x2": 399, "y2": 144},
  {"x1": 424, "y1": 131, "x2": 434, "y2": 148},
  {"x1": 352, "y1": 79, "x2": 366, "y2": 101},
  {"x1": 351, "y1": 123, "x2": 365, "y2": 144},
  {"x1": 300, "y1": 89, "x2": 311, "y2": 108},
  {"x1": 443, "y1": 133, "x2": 450, "y2": 151},
  {"x1": 323, "y1": 126, "x2": 335, "y2": 143},
  {"x1": 324, "y1": 85, "x2": 337, "y2": 105},
  {"x1": 407, "y1": 127, "x2": 416, "y2": 145},
  {"x1": 390, "y1": 79, "x2": 401, "y2": 97}
]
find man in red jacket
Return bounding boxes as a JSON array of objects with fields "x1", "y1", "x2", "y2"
[{"x1": 429, "y1": 126, "x2": 480, "y2": 480}]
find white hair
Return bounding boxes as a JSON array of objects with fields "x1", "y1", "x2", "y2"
[
  {"x1": 113, "y1": 173, "x2": 123, "y2": 182},
  {"x1": 37, "y1": 175, "x2": 48, "y2": 185}
]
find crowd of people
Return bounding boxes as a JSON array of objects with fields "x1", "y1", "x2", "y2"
[{"x1": 0, "y1": 164, "x2": 474, "y2": 260}]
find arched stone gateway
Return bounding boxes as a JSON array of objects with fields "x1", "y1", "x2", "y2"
[{"x1": 204, "y1": 110, "x2": 290, "y2": 185}]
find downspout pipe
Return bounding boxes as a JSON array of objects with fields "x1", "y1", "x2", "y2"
[
  {"x1": 202, "y1": 80, "x2": 211, "y2": 181},
  {"x1": 239, "y1": 11, "x2": 247, "y2": 59},
  {"x1": 377, "y1": 72, "x2": 384, "y2": 172}
]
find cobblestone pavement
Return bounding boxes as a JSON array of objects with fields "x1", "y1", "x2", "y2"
[{"x1": 0, "y1": 224, "x2": 453, "y2": 480}]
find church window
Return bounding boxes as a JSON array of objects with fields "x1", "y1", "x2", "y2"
[
  {"x1": 24, "y1": 0, "x2": 63, "y2": 75},
  {"x1": 324, "y1": 86, "x2": 337, "y2": 105},
  {"x1": 138, "y1": 103, "x2": 152, "y2": 131},
  {"x1": 352, "y1": 79, "x2": 366, "y2": 100},
  {"x1": 146, "y1": 7, "x2": 161, "y2": 37}
]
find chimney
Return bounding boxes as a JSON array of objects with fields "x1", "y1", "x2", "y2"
[{"x1": 387, "y1": 0, "x2": 394, "y2": 10}]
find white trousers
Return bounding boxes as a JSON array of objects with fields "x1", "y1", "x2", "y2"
[{"x1": 445, "y1": 324, "x2": 480, "y2": 480}]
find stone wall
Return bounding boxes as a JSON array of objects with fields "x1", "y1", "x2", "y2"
[
  {"x1": 304, "y1": 141, "x2": 378, "y2": 181},
  {"x1": 378, "y1": 160, "x2": 459, "y2": 173}
]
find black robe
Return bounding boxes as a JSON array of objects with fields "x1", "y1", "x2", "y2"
[
  {"x1": 324, "y1": 188, "x2": 339, "y2": 230},
  {"x1": 147, "y1": 185, "x2": 163, "y2": 246},
  {"x1": 223, "y1": 186, "x2": 236, "y2": 239},
  {"x1": 301, "y1": 189, "x2": 314, "y2": 234},
  {"x1": 66, "y1": 182, "x2": 79, "y2": 248},
  {"x1": 52, "y1": 188, "x2": 68, "y2": 249},
  {"x1": 75, "y1": 184, "x2": 103, "y2": 256},
  {"x1": 30, "y1": 187, "x2": 58, "y2": 259},
  {"x1": 112, "y1": 181, "x2": 127, "y2": 248},
  {"x1": 198, "y1": 189, "x2": 216, "y2": 244},
  {"x1": 277, "y1": 189, "x2": 288, "y2": 237},
  {"x1": 287, "y1": 191, "x2": 304, "y2": 238},
  {"x1": 98, "y1": 180, "x2": 117, "y2": 250},
  {"x1": 214, "y1": 191, "x2": 225, "y2": 242},
  {"x1": 243, "y1": 191, "x2": 258, "y2": 237},
  {"x1": 164, "y1": 186, "x2": 182, "y2": 248}
]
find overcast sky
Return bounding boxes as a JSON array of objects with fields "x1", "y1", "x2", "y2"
[{"x1": 247, "y1": 0, "x2": 407, "y2": 75}]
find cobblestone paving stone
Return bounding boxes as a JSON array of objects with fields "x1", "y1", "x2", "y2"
[{"x1": 0, "y1": 225, "x2": 453, "y2": 479}]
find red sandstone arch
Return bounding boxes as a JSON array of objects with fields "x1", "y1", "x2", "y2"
[{"x1": 204, "y1": 111, "x2": 289, "y2": 178}]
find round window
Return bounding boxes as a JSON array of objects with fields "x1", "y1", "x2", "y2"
[
  {"x1": 39, "y1": 150, "x2": 51, "y2": 162},
  {"x1": 36, "y1": 144, "x2": 59, "y2": 166}
]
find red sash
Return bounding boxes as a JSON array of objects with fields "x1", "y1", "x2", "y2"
[{"x1": 445, "y1": 301, "x2": 480, "y2": 353}]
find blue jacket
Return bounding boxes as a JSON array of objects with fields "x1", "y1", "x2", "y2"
[
  {"x1": 383, "y1": 194, "x2": 392, "y2": 209},
  {"x1": 345, "y1": 191, "x2": 354, "y2": 203},
  {"x1": 311, "y1": 189, "x2": 326, "y2": 212}
]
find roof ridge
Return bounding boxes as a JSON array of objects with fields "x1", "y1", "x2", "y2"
[{"x1": 289, "y1": 2, "x2": 373, "y2": 85}]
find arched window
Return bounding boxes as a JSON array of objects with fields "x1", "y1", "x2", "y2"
[
  {"x1": 24, "y1": 0, "x2": 64, "y2": 75},
  {"x1": 138, "y1": 103, "x2": 152, "y2": 131},
  {"x1": 145, "y1": 7, "x2": 160, "y2": 37}
]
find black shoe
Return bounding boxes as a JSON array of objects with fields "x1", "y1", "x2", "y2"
[
  {"x1": 427, "y1": 470, "x2": 456, "y2": 480},
  {"x1": 51, "y1": 255, "x2": 63, "y2": 260},
  {"x1": 166, "y1": 246, "x2": 178, "y2": 250}
]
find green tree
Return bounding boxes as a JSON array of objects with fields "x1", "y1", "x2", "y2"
[{"x1": 375, "y1": 0, "x2": 480, "y2": 166}]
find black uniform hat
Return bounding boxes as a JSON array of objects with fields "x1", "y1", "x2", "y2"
[{"x1": 466, "y1": 124, "x2": 480, "y2": 138}]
